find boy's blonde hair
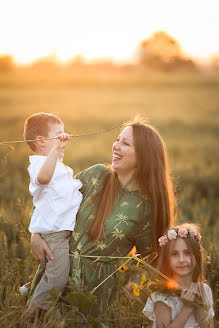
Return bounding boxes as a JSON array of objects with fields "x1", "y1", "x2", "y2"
[{"x1": 23, "y1": 112, "x2": 63, "y2": 151}]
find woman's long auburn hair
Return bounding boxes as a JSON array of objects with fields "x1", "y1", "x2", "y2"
[{"x1": 88, "y1": 119, "x2": 177, "y2": 251}]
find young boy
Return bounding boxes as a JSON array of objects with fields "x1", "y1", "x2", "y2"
[{"x1": 23, "y1": 112, "x2": 82, "y2": 311}]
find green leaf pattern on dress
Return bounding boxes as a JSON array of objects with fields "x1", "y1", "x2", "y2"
[{"x1": 70, "y1": 164, "x2": 153, "y2": 313}]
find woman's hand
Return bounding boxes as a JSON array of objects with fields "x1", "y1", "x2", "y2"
[{"x1": 31, "y1": 233, "x2": 54, "y2": 269}]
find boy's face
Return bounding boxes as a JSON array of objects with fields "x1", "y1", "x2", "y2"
[{"x1": 36, "y1": 122, "x2": 64, "y2": 155}]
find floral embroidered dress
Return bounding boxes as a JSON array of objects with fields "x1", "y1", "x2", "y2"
[
  {"x1": 70, "y1": 164, "x2": 152, "y2": 312},
  {"x1": 29, "y1": 164, "x2": 153, "y2": 313}
]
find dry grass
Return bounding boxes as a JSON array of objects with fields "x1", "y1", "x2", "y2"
[{"x1": 0, "y1": 70, "x2": 218, "y2": 327}]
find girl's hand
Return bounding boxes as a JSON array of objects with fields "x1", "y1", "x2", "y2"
[
  {"x1": 180, "y1": 288, "x2": 196, "y2": 309},
  {"x1": 31, "y1": 233, "x2": 54, "y2": 269}
]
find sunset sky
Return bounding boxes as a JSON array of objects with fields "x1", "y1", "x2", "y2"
[{"x1": 0, "y1": 0, "x2": 219, "y2": 64}]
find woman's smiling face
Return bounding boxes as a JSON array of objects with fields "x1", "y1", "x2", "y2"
[{"x1": 112, "y1": 126, "x2": 137, "y2": 174}]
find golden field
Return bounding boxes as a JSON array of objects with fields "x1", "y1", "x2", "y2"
[{"x1": 0, "y1": 70, "x2": 218, "y2": 327}]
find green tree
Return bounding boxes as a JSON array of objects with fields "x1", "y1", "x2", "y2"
[{"x1": 138, "y1": 31, "x2": 196, "y2": 72}]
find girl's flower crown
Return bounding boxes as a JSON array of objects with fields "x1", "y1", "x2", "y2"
[{"x1": 158, "y1": 227, "x2": 202, "y2": 247}]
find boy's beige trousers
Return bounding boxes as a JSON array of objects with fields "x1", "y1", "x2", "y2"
[{"x1": 29, "y1": 230, "x2": 71, "y2": 310}]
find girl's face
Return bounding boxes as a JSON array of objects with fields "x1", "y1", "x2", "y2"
[
  {"x1": 112, "y1": 126, "x2": 137, "y2": 175},
  {"x1": 169, "y1": 238, "x2": 195, "y2": 279}
]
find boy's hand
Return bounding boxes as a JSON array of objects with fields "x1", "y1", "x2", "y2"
[{"x1": 55, "y1": 133, "x2": 71, "y2": 150}]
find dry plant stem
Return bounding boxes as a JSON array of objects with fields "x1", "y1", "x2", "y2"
[
  {"x1": 132, "y1": 256, "x2": 174, "y2": 283},
  {"x1": 90, "y1": 256, "x2": 134, "y2": 294},
  {"x1": 0, "y1": 125, "x2": 122, "y2": 145}
]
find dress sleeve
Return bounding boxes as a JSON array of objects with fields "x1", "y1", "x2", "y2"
[
  {"x1": 142, "y1": 292, "x2": 177, "y2": 322},
  {"x1": 133, "y1": 199, "x2": 153, "y2": 257},
  {"x1": 203, "y1": 283, "x2": 215, "y2": 319},
  {"x1": 75, "y1": 164, "x2": 110, "y2": 195}
]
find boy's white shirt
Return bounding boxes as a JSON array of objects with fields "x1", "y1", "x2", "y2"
[{"x1": 28, "y1": 155, "x2": 83, "y2": 234}]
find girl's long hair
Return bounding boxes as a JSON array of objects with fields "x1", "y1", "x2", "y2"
[{"x1": 88, "y1": 119, "x2": 176, "y2": 251}]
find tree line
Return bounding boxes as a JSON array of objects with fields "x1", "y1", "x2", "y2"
[{"x1": 0, "y1": 31, "x2": 219, "y2": 73}]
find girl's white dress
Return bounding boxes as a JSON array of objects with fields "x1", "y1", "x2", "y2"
[{"x1": 143, "y1": 283, "x2": 214, "y2": 328}]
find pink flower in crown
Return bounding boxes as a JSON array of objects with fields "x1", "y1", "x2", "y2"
[
  {"x1": 167, "y1": 229, "x2": 177, "y2": 240},
  {"x1": 178, "y1": 227, "x2": 188, "y2": 238},
  {"x1": 196, "y1": 233, "x2": 202, "y2": 241},
  {"x1": 158, "y1": 235, "x2": 168, "y2": 247}
]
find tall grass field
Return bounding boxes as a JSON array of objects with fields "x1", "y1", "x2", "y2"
[{"x1": 0, "y1": 71, "x2": 218, "y2": 327}]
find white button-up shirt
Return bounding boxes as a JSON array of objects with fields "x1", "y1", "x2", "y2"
[{"x1": 28, "y1": 155, "x2": 83, "y2": 234}]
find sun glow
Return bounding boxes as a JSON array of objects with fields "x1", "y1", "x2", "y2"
[{"x1": 0, "y1": 0, "x2": 218, "y2": 64}]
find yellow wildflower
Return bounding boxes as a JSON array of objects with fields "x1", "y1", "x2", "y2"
[
  {"x1": 132, "y1": 283, "x2": 140, "y2": 297},
  {"x1": 141, "y1": 274, "x2": 146, "y2": 283},
  {"x1": 140, "y1": 274, "x2": 147, "y2": 290},
  {"x1": 119, "y1": 265, "x2": 128, "y2": 272}
]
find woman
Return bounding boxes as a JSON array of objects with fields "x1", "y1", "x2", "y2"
[{"x1": 30, "y1": 119, "x2": 176, "y2": 314}]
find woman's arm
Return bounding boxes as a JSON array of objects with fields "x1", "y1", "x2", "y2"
[{"x1": 31, "y1": 233, "x2": 54, "y2": 268}]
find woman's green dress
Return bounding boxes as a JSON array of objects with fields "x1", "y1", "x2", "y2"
[
  {"x1": 30, "y1": 164, "x2": 153, "y2": 313},
  {"x1": 70, "y1": 164, "x2": 152, "y2": 312}
]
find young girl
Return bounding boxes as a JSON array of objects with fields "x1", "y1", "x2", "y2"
[{"x1": 143, "y1": 224, "x2": 215, "y2": 328}]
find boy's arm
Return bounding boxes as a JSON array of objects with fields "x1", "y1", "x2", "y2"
[
  {"x1": 37, "y1": 146, "x2": 61, "y2": 185},
  {"x1": 37, "y1": 133, "x2": 71, "y2": 185}
]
